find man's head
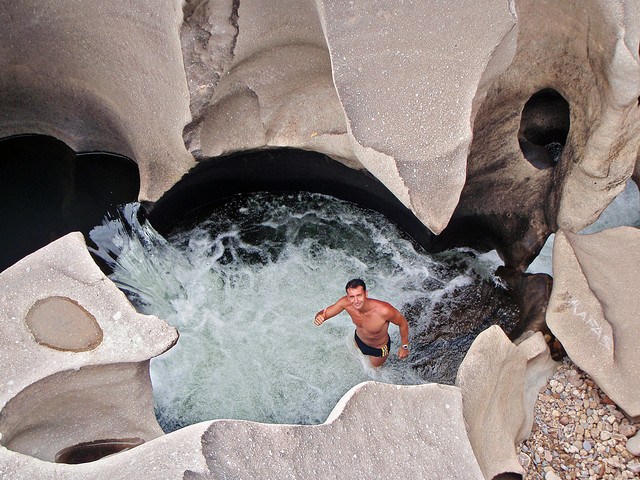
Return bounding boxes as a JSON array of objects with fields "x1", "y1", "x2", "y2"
[
  {"x1": 345, "y1": 278, "x2": 366, "y2": 292},
  {"x1": 345, "y1": 278, "x2": 367, "y2": 310}
]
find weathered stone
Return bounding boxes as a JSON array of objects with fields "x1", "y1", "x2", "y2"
[
  {"x1": 315, "y1": 0, "x2": 517, "y2": 234},
  {"x1": 628, "y1": 432, "x2": 640, "y2": 457},
  {"x1": 0, "y1": 233, "x2": 178, "y2": 462},
  {"x1": 197, "y1": 383, "x2": 483, "y2": 479},
  {"x1": 0, "y1": 1, "x2": 195, "y2": 201},
  {"x1": 456, "y1": 325, "x2": 557, "y2": 479},
  {"x1": 547, "y1": 229, "x2": 640, "y2": 420},
  {"x1": 434, "y1": 0, "x2": 640, "y2": 269}
]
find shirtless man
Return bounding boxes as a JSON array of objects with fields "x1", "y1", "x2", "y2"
[{"x1": 314, "y1": 278, "x2": 410, "y2": 367}]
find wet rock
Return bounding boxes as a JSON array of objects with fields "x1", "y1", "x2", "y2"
[
  {"x1": 25, "y1": 296, "x2": 103, "y2": 352},
  {"x1": 494, "y1": 267, "x2": 555, "y2": 345},
  {"x1": 410, "y1": 275, "x2": 520, "y2": 384}
]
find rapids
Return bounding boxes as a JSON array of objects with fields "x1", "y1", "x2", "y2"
[{"x1": 90, "y1": 192, "x2": 511, "y2": 431}]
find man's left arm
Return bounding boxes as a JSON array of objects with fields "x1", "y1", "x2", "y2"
[{"x1": 388, "y1": 306, "x2": 410, "y2": 359}]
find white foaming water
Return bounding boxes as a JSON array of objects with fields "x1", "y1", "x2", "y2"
[
  {"x1": 527, "y1": 179, "x2": 640, "y2": 276},
  {"x1": 90, "y1": 193, "x2": 503, "y2": 431}
]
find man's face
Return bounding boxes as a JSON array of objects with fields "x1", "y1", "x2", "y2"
[{"x1": 346, "y1": 286, "x2": 367, "y2": 310}]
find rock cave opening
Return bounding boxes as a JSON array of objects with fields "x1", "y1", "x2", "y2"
[
  {"x1": 0, "y1": 134, "x2": 140, "y2": 272},
  {"x1": 89, "y1": 148, "x2": 522, "y2": 432},
  {"x1": 518, "y1": 88, "x2": 570, "y2": 169}
]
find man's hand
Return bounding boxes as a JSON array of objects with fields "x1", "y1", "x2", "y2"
[
  {"x1": 314, "y1": 308, "x2": 327, "y2": 326},
  {"x1": 397, "y1": 346, "x2": 409, "y2": 359}
]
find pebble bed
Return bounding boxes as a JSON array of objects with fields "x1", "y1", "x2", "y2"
[{"x1": 517, "y1": 358, "x2": 640, "y2": 479}]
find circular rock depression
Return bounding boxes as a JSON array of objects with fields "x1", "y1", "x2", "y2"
[{"x1": 26, "y1": 296, "x2": 103, "y2": 352}]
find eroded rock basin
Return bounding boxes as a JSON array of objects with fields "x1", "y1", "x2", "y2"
[{"x1": 91, "y1": 191, "x2": 519, "y2": 431}]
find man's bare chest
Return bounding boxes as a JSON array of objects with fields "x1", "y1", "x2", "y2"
[{"x1": 349, "y1": 311, "x2": 388, "y2": 334}]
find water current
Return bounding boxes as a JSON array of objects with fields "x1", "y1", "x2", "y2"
[
  {"x1": 89, "y1": 182, "x2": 639, "y2": 432},
  {"x1": 90, "y1": 192, "x2": 512, "y2": 431}
]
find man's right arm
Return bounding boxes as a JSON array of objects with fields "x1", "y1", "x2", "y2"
[{"x1": 314, "y1": 297, "x2": 347, "y2": 326}]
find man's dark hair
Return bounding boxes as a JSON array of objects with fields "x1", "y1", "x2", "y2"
[{"x1": 345, "y1": 278, "x2": 366, "y2": 292}]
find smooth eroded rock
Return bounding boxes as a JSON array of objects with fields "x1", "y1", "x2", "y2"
[
  {"x1": 196, "y1": 382, "x2": 484, "y2": 479},
  {"x1": 0, "y1": 233, "x2": 178, "y2": 462},
  {"x1": 456, "y1": 325, "x2": 557, "y2": 480},
  {"x1": 547, "y1": 228, "x2": 640, "y2": 420}
]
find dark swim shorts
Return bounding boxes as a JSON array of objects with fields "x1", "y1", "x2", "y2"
[{"x1": 354, "y1": 331, "x2": 390, "y2": 357}]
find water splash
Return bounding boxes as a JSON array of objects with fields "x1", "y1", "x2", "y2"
[{"x1": 91, "y1": 192, "x2": 506, "y2": 430}]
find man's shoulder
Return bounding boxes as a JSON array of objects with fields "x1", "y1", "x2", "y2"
[
  {"x1": 369, "y1": 298, "x2": 395, "y2": 312},
  {"x1": 336, "y1": 296, "x2": 350, "y2": 306}
]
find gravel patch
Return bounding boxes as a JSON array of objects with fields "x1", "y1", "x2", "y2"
[{"x1": 518, "y1": 358, "x2": 640, "y2": 479}]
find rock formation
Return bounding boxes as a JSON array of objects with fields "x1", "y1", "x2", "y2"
[
  {"x1": 547, "y1": 228, "x2": 640, "y2": 421},
  {"x1": 1, "y1": 0, "x2": 640, "y2": 478},
  {"x1": 434, "y1": 0, "x2": 640, "y2": 271},
  {"x1": 0, "y1": 233, "x2": 177, "y2": 464},
  {"x1": 456, "y1": 326, "x2": 558, "y2": 479}
]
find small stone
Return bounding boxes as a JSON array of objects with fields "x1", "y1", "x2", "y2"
[
  {"x1": 544, "y1": 450, "x2": 553, "y2": 462},
  {"x1": 627, "y1": 432, "x2": 640, "y2": 456},
  {"x1": 519, "y1": 452, "x2": 532, "y2": 469},
  {"x1": 559, "y1": 416, "x2": 570, "y2": 426},
  {"x1": 601, "y1": 431, "x2": 612, "y2": 441},
  {"x1": 628, "y1": 461, "x2": 640, "y2": 474},
  {"x1": 545, "y1": 471, "x2": 561, "y2": 480},
  {"x1": 601, "y1": 394, "x2": 616, "y2": 405},
  {"x1": 612, "y1": 433, "x2": 627, "y2": 442},
  {"x1": 583, "y1": 441, "x2": 592, "y2": 452},
  {"x1": 620, "y1": 424, "x2": 637, "y2": 437}
]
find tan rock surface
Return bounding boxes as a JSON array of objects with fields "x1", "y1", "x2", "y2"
[
  {"x1": 0, "y1": 1, "x2": 195, "y2": 201},
  {"x1": 0, "y1": 233, "x2": 178, "y2": 462},
  {"x1": 195, "y1": 382, "x2": 484, "y2": 480},
  {"x1": 547, "y1": 228, "x2": 640, "y2": 420},
  {"x1": 25, "y1": 296, "x2": 103, "y2": 352},
  {"x1": 456, "y1": 326, "x2": 557, "y2": 479},
  {"x1": 316, "y1": 0, "x2": 517, "y2": 233}
]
